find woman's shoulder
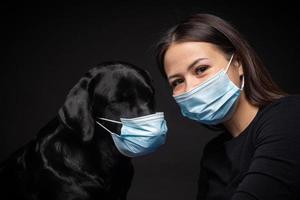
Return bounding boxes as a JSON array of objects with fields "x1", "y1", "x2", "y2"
[
  {"x1": 256, "y1": 94, "x2": 300, "y2": 127},
  {"x1": 202, "y1": 95, "x2": 300, "y2": 157},
  {"x1": 260, "y1": 94, "x2": 300, "y2": 117},
  {"x1": 254, "y1": 94, "x2": 300, "y2": 141}
]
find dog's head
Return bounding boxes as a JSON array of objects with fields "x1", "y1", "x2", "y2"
[{"x1": 58, "y1": 61, "x2": 155, "y2": 142}]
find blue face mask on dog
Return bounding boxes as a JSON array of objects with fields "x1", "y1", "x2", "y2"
[
  {"x1": 95, "y1": 112, "x2": 167, "y2": 157},
  {"x1": 173, "y1": 54, "x2": 244, "y2": 125}
]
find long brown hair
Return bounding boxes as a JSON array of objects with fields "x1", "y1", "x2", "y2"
[{"x1": 156, "y1": 13, "x2": 287, "y2": 107}]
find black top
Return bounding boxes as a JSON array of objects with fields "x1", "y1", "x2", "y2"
[{"x1": 197, "y1": 95, "x2": 300, "y2": 200}]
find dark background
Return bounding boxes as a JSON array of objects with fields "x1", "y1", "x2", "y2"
[{"x1": 1, "y1": 1, "x2": 299, "y2": 200}]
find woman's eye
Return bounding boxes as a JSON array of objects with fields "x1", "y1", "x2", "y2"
[
  {"x1": 195, "y1": 66, "x2": 209, "y2": 75},
  {"x1": 171, "y1": 79, "x2": 184, "y2": 88}
]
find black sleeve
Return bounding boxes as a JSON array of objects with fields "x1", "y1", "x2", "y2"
[
  {"x1": 197, "y1": 134, "x2": 224, "y2": 200},
  {"x1": 231, "y1": 97, "x2": 300, "y2": 200},
  {"x1": 196, "y1": 153, "x2": 209, "y2": 200}
]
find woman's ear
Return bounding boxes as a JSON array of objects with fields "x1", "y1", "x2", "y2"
[
  {"x1": 234, "y1": 55, "x2": 244, "y2": 77},
  {"x1": 58, "y1": 75, "x2": 95, "y2": 142},
  {"x1": 238, "y1": 64, "x2": 244, "y2": 77}
]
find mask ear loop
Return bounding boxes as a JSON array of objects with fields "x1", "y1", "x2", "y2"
[
  {"x1": 95, "y1": 117, "x2": 122, "y2": 135},
  {"x1": 224, "y1": 53, "x2": 244, "y2": 90},
  {"x1": 97, "y1": 117, "x2": 122, "y2": 124},
  {"x1": 224, "y1": 54, "x2": 235, "y2": 73},
  {"x1": 240, "y1": 75, "x2": 245, "y2": 90}
]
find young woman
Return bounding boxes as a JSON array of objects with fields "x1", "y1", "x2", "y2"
[{"x1": 156, "y1": 13, "x2": 300, "y2": 200}]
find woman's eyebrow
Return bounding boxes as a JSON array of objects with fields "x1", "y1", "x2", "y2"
[{"x1": 167, "y1": 57, "x2": 208, "y2": 80}]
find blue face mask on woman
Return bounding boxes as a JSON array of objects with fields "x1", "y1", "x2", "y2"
[
  {"x1": 95, "y1": 112, "x2": 167, "y2": 157},
  {"x1": 173, "y1": 54, "x2": 244, "y2": 125}
]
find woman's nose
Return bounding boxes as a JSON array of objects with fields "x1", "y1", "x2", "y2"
[{"x1": 185, "y1": 77, "x2": 201, "y2": 93}]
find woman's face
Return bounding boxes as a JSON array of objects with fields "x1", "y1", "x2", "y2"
[{"x1": 164, "y1": 42, "x2": 243, "y2": 96}]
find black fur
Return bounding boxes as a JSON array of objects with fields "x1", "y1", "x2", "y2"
[{"x1": 0, "y1": 62, "x2": 155, "y2": 200}]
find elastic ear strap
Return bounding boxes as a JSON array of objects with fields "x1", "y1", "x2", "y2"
[
  {"x1": 97, "y1": 117, "x2": 122, "y2": 124},
  {"x1": 240, "y1": 75, "x2": 245, "y2": 90},
  {"x1": 95, "y1": 121, "x2": 114, "y2": 134},
  {"x1": 225, "y1": 54, "x2": 235, "y2": 73}
]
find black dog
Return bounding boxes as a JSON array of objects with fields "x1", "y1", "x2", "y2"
[{"x1": 0, "y1": 62, "x2": 155, "y2": 200}]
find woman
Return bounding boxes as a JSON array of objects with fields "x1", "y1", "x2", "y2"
[{"x1": 156, "y1": 13, "x2": 300, "y2": 200}]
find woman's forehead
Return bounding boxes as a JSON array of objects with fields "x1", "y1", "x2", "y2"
[{"x1": 164, "y1": 42, "x2": 225, "y2": 73}]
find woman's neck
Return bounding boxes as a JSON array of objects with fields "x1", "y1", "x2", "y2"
[{"x1": 223, "y1": 92, "x2": 259, "y2": 138}]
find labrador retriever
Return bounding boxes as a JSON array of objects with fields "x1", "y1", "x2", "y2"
[{"x1": 0, "y1": 61, "x2": 156, "y2": 200}]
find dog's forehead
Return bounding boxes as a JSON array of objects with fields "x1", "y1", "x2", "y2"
[
  {"x1": 91, "y1": 65, "x2": 148, "y2": 84},
  {"x1": 88, "y1": 64, "x2": 153, "y2": 96}
]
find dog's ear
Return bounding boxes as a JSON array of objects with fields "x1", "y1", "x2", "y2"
[
  {"x1": 142, "y1": 69, "x2": 153, "y2": 85},
  {"x1": 58, "y1": 74, "x2": 95, "y2": 142},
  {"x1": 140, "y1": 69, "x2": 155, "y2": 94}
]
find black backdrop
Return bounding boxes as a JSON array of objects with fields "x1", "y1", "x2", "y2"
[{"x1": 1, "y1": 2, "x2": 300, "y2": 200}]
